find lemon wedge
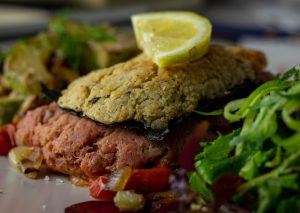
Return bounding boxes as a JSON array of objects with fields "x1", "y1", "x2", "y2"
[{"x1": 131, "y1": 11, "x2": 212, "y2": 67}]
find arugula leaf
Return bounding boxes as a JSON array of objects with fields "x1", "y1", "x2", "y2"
[
  {"x1": 238, "y1": 149, "x2": 300, "y2": 194},
  {"x1": 282, "y1": 99, "x2": 300, "y2": 132},
  {"x1": 196, "y1": 129, "x2": 240, "y2": 161},
  {"x1": 257, "y1": 174, "x2": 299, "y2": 213},
  {"x1": 281, "y1": 65, "x2": 300, "y2": 81},
  {"x1": 196, "y1": 151, "x2": 251, "y2": 184},
  {"x1": 265, "y1": 146, "x2": 282, "y2": 168},
  {"x1": 239, "y1": 149, "x2": 274, "y2": 180},
  {"x1": 286, "y1": 83, "x2": 300, "y2": 96},
  {"x1": 239, "y1": 95, "x2": 284, "y2": 151},
  {"x1": 272, "y1": 132, "x2": 300, "y2": 154},
  {"x1": 276, "y1": 195, "x2": 300, "y2": 213},
  {"x1": 275, "y1": 174, "x2": 298, "y2": 190},
  {"x1": 194, "y1": 109, "x2": 223, "y2": 116},
  {"x1": 189, "y1": 172, "x2": 213, "y2": 200},
  {"x1": 257, "y1": 181, "x2": 282, "y2": 213},
  {"x1": 224, "y1": 80, "x2": 290, "y2": 122}
]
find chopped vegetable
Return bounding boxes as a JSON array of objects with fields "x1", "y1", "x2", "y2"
[
  {"x1": 125, "y1": 167, "x2": 172, "y2": 193},
  {"x1": 89, "y1": 166, "x2": 172, "y2": 204},
  {"x1": 106, "y1": 166, "x2": 132, "y2": 192},
  {"x1": 0, "y1": 19, "x2": 137, "y2": 125},
  {"x1": 189, "y1": 65, "x2": 300, "y2": 212},
  {"x1": 3, "y1": 35, "x2": 54, "y2": 95},
  {"x1": 89, "y1": 176, "x2": 116, "y2": 201},
  {"x1": 8, "y1": 146, "x2": 43, "y2": 179},
  {"x1": 113, "y1": 190, "x2": 145, "y2": 212},
  {"x1": 0, "y1": 124, "x2": 16, "y2": 155}
]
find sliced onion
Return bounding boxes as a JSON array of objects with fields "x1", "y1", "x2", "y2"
[
  {"x1": 114, "y1": 190, "x2": 145, "y2": 212},
  {"x1": 8, "y1": 146, "x2": 43, "y2": 179},
  {"x1": 106, "y1": 166, "x2": 132, "y2": 192},
  {"x1": 68, "y1": 176, "x2": 88, "y2": 187}
]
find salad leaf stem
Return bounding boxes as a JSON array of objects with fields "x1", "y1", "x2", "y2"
[
  {"x1": 238, "y1": 149, "x2": 300, "y2": 194},
  {"x1": 190, "y1": 66, "x2": 300, "y2": 212}
]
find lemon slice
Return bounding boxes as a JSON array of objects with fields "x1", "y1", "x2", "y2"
[{"x1": 131, "y1": 11, "x2": 212, "y2": 67}]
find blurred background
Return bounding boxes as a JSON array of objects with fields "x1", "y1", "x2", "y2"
[{"x1": 0, "y1": 0, "x2": 299, "y2": 72}]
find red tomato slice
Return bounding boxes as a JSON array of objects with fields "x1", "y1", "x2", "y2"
[
  {"x1": 125, "y1": 167, "x2": 172, "y2": 194},
  {"x1": 89, "y1": 176, "x2": 116, "y2": 201},
  {"x1": 0, "y1": 124, "x2": 16, "y2": 156}
]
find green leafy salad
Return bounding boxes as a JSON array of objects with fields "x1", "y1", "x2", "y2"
[{"x1": 190, "y1": 65, "x2": 300, "y2": 212}]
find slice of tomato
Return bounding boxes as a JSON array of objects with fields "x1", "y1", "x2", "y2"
[
  {"x1": 0, "y1": 124, "x2": 16, "y2": 156},
  {"x1": 89, "y1": 176, "x2": 116, "y2": 201},
  {"x1": 125, "y1": 167, "x2": 172, "y2": 194}
]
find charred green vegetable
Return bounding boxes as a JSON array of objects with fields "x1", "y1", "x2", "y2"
[
  {"x1": 0, "y1": 19, "x2": 138, "y2": 125},
  {"x1": 190, "y1": 65, "x2": 300, "y2": 213},
  {"x1": 49, "y1": 19, "x2": 138, "y2": 72},
  {"x1": 3, "y1": 34, "x2": 54, "y2": 95},
  {"x1": 0, "y1": 97, "x2": 24, "y2": 125}
]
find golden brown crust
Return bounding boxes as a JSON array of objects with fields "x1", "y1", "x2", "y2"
[
  {"x1": 225, "y1": 45, "x2": 267, "y2": 73},
  {"x1": 58, "y1": 44, "x2": 266, "y2": 130}
]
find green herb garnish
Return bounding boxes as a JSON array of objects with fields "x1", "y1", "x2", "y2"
[
  {"x1": 56, "y1": 31, "x2": 85, "y2": 72},
  {"x1": 190, "y1": 65, "x2": 300, "y2": 212},
  {"x1": 50, "y1": 18, "x2": 114, "y2": 72}
]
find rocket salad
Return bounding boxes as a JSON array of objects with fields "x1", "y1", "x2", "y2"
[{"x1": 190, "y1": 65, "x2": 300, "y2": 212}]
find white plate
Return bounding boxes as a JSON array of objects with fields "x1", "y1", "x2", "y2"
[{"x1": 0, "y1": 156, "x2": 91, "y2": 213}]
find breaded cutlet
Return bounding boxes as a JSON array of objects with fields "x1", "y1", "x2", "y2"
[{"x1": 58, "y1": 44, "x2": 266, "y2": 130}]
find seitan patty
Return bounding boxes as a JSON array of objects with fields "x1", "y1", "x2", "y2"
[{"x1": 58, "y1": 44, "x2": 266, "y2": 130}]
